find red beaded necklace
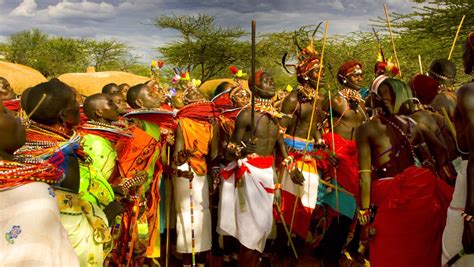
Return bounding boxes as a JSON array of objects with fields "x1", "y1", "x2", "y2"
[{"x1": 0, "y1": 159, "x2": 64, "y2": 189}]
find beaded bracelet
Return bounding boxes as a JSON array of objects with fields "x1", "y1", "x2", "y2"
[
  {"x1": 274, "y1": 183, "x2": 282, "y2": 190},
  {"x1": 282, "y1": 155, "x2": 294, "y2": 167}
]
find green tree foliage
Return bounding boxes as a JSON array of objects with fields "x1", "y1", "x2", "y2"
[
  {"x1": 2, "y1": 29, "x2": 48, "y2": 68},
  {"x1": 86, "y1": 40, "x2": 129, "y2": 71},
  {"x1": 154, "y1": 14, "x2": 249, "y2": 82},
  {"x1": 372, "y1": 1, "x2": 474, "y2": 83},
  {"x1": 0, "y1": 29, "x2": 145, "y2": 78}
]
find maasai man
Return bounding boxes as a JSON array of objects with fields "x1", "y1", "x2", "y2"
[
  {"x1": 102, "y1": 83, "x2": 120, "y2": 95},
  {"x1": 121, "y1": 83, "x2": 169, "y2": 265},
  {"x1": 0, "y1": 103, "x2": 79, "y2": 266},
  {"x1": 279, "y1": 36, "x2": 325, "y2": 260},
  {"x1": 212, "y1": 80, "x2": 251, "y2": 265},
  {"x1": 172, "y1": 77, "x2": 219, "y2": 267},
  {"x1": 57, "y1": 93, "x2": 131, "y2": 266},
  {"x1": 428, "y1": 59, "x2": 458, "y2": 122},
  {"x1": 356, "y1": 76, "x2": 453, "y2": 267},
  {"x1": 442, "y1": 32, "x2": 474, "y2": 266},
  {"x1": 338, "y1": 60, "x2": 369, "y2": 99},
  {"x1": 15, "y1": 79, "x2": 111, "y2": 264},
  {"x1": 119, "y1": 83, "x2": 131, "y2": 99},
  {"x1": 0, "y1": 77, "x2": 16, "y2": 101},
  {"x1": 314, "y1": 60, "x2": 368, "y2": 265},
  {"x1": 404, "y1": 76, "x2": 459, "y2": 185},
  {"x1": 18, "y1": 78, "x2": 81, "y2": 194},
  {"x1": 79, "y1": 93, "x2": 132, "y2": 220},
  {"x1": 110, "y1": 92, "x2": 129, "y2": 115},
  {"x1": 218, "y1": 71, "x2": 292, "y2": 266},
  {"x1": 0, "y1": 77, "x2": 20, "y2": 113}
]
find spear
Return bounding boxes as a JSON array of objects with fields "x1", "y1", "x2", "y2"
[
  {"x1": 250, "y1": 20, "x2": 256, "y2": 141},
  {"x1": 384, "y1": 4, "x2": 401, "y2": 77},
  {"x1": 448, "y1": 15, "x2": 466, "y2": 60}
]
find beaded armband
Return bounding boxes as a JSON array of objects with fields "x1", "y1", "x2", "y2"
[
  {"x1": 274, "y1": 183, "x2": 282, "y2": 190},
  {"x1": 118, "y1": 172, "x2": 148, "y2": 195}
]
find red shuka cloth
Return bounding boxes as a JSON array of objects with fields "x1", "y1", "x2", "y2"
[
  {"x1": 369, "y1": 166, "x2": 453, "y2": 267},
  {"x1": 3, "y1": 99, "x2": 20, "y2": 111},
  {"x1": 323, "y1": 132, "x2": 359, "y2": 198},
  {"x1": 176, "y1": 101, "x2": 220, "y2": 122}
]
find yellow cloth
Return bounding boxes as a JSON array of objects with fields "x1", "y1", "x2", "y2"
[{"x1": 56, "y1": 189, "x2": 112, "y2": 267}]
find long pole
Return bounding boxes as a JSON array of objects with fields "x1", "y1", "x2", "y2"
[
  {"x1": 418, "y1": 55, "x2": 423, "y2": 74},
  {"x1": 250, "y1": 20, "x2": 256, "y2": 140},
  {"x1": 384, "y1": 4, "x2": 401, "y2": 77},
  {"x1": 448, "y1": 15, "x2": 466, "y2": 60},
  {"x1": 166, "y1": 147, "x2": 171, "y2": 267}
]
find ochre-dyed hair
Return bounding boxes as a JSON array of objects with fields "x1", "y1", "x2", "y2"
[{"x1": 337, "y1": 60, "x2": 362, "y2": 84}]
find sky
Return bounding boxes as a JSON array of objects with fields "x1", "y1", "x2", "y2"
[{"x1": 0, "y1": 0, "x2": 422, "y2": 63}]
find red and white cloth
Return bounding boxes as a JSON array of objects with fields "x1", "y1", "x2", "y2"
[
  {"x1": 280, "y1": 156, "x2": 319, "y2": 238},
  {"x1": 218, "y1": 155, "x2": 275, "y2": 252}
]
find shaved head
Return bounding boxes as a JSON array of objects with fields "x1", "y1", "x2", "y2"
[
  {"x1": 83, "y1": 93, "x2": 119, "y2": 122},
  {"x1": 102, "y1": 83, "x2": 120, "y2": 95},
  {"x1": 26, "y1": 78, "x2": 80, "y2": 127}
]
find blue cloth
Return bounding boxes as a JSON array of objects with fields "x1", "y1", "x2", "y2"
[
  {"x1": 285, "y1": 136, "x2": 314, "y2": 152},
  {"x1": 359, "y1": 87, "x2": 369, "y2": 99},
  {"x1": 317, "y1": 179, "x2": 356, "y2": 219}
]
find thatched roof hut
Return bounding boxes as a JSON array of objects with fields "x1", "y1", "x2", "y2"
[
  {"x1": 0, "y1": 61, "x2": 47, "y2": 94},
  {"x1": 199, "y1": 78, "x2": 249, "y2": 98},
  {"x1": 58, "y1": 71, "x2": 149, "y2": 96}
]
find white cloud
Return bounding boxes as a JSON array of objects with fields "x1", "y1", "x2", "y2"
[
  {"x1": 1, "y1": 0, "x2": 425, "y2": 63},
  {"x1": 10, "y1": 0, "x2": 37, "y2": 17},
  {"x1": 45, "y1": 1, "x2": 116, "y2": 19}
]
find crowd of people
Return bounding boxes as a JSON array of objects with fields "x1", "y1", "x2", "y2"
[{"x1": 1, "y1": 30, "x2": 474, "y2": 267}]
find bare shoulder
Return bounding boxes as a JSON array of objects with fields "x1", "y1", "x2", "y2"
[
  {"x1": 281, "y1": 91, "x2": 299, "y2": 113},
  {"x1": 458, "y1": 83, "x2": 474, "y2": 111},
  {"x1": 356, "y1": 119, "x2": 380, "y2": 138}
]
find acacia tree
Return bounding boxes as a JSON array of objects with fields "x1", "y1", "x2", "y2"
[
  {"x1": 371, "y1": 1, "x2": 474, "y2": 82},
  {"x1": 154, "y1": 14, "x2": 250, "y2": 82},
  {"x1": 86, "y1": 40, "x2": 130, "y2": 71}
]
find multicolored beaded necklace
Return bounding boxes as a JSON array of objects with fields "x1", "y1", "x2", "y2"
[
  {"x1": 0, "y1": 158, "x2": 64, "y2": 189},
  {"x1": 80, "y1": 121, "x2": 132, "y2": 143},
  {"x1": 254, "y1": 97, "x2": 284, "y2": 118},
  {"x1": 297, "y1": 84, "x2": 316, "y2": 103},
  {"x1": 15, "y1": 121, "x2": 81, "y2": 159}
]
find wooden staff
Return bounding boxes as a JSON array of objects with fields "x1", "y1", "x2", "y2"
[
  {"x1": 166, "y1": 146, "x2": 171, "y2": 267},
  {"x1": 188, "y1": 163, "x2": 196, "y2": 267},
  {"x1": 275, "y1": 203, "x2": 299, "y2": 259},
  {"x1": 126, "y1": 186, "x2": 144, "y2": 267},
  {"x1": 384, "y1": 4, "x2": 401, "y2": 77},
  {"x1": 418, "y1": 55, "x2": 423, "y2": 74},
  {"x1": 448, "y1": 15, "x2": 466, "y2": 60},
  {"x1": 250, "y1": 20, "x2": 256, "y2": 141}
]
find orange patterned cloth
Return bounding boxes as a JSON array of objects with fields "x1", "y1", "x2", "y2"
[{"x1": 179, "y1": 117, "x2": 213, "y2": 176}]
